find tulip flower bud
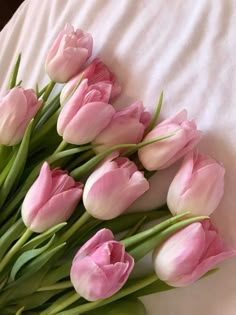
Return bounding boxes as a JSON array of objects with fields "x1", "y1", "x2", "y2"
[
  {"x1": 93, "y1": 101, "x2": 151, "y2": 153},
  {"x1": 0, "y1": 87, "x2": 42, "y2": 146},
  {"x1": 57, "y1": 79, "x2": 115, "y2": 145},
  {"x1": 70, "y1": 229, "x2": 134, "y2": 301},
  {"x1": 138, "y1": 109, "x2": 202, "y2": 170},
  {"x1": 45, "y1": 24, "x2": 93, "y2": 83},
  {"x1": 21, "y1": 162, "x2": 83, "y2": 232},
  {"x1": 153, "y1": 220, "x2": 236, "y2": 287},
  {"x1": 83, "y1": 155, "x2": 150, "y2": 219},
  {"x1": 60, "y1": 58, "x2": 121, "y2": 105},
  {"x1": 167, "y1": 151, "x2": 225, "y2": 216}
]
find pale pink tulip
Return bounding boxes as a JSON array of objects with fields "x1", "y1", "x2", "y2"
[
  {"x1": 57, "y1": 79, "x2": 115, "y2": 144},
  {"x1": 138, "y1": 109, "x2": 202, "y2": 170},
  {"x1": 93, "y1": 101, "x2": 151, "y2": 153},
  {"x1": 60, "y1": 58, "x2": 121, "y2": 105},
  {"x1": 153, "y1": 220, "x2": 236, "y2": 287},
  {"x1": 70, "y1": 229, "x2": 134, "y2": 301},
  {"x1": 21, "y1": 162, "x2": 83, "y2": 232},
  {"x1": 167, "y1": 151, "x2": 225, "y2": 216},
  {"x1": 83, "y1": 155, "x2": 149, "y2": 219},
  {"x1": 0, "y1": 87, "x2": 42, "y2": 146},
  {"x1": 45, "y1": 24, "x2": 93, "y2": 83}
]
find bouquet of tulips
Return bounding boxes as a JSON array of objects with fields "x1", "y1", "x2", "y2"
[{"x1": 0, "y1": 24, "x2": 234, "y2": 315}]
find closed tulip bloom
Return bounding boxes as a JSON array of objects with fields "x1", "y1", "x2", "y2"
[
  {"x1": 21, "y1": 162, "x2": 83, "y2": 233},
  {"x1": 45, "y1": 24, "x2": 93, "y2": 83},
  {"x1": 70, "y1": 229, "x2": 134, "y2": 301},
  {"x1": 138, "y1": 109, "x2": 202, "y2": 170},
  {"x1": 60, "y1": 58, "x2": 121, "y2": 105},
  {"x1": 57, "y1": 79, "x2": 115, "y2": 144},
  {"x1": 93, "y1": 101, "x2": 151, "y2": 153},
  {"x1": 167, "y1": 151, "x2": 225, "y2": 216},
  {"x1": 0, "y1": 87, "x2": 42, "y2": 146},
  {"x1": 83, "y1": 155, "x2": 149, "y2": 219},
  {"x1": 153, "y1": 220, "x2": 236, "y2": 287}
]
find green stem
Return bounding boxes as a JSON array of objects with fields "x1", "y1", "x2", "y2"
[
  {"x1": 71, "y1": 134, "x2": 172, "y2": 180},
  {"x1": 67, "y1": 150, "x2": 95, "y2": 171},
  {"x1": 34, "y1": 93, "x2": 60, "y2": 130},
  {"x1": 122, "y1": 216, "x2": 147, "y2": 239},
  {"x1": 54, "y1": 140, "x2": 68, "y2": 154},
  {"x1": 0, "y1": 228, "x2": 32, "y2": 273},
  {"x1": 33, "y1": 81, "x2": 56, "y2": 127},
  {"x1": 42, "y1": 81, "x2": 56, "y2": 102},
  {"x1": 57, "y1": 274, "x2": 157, "y2": 315},
  {"x1": 60, "y1": 211, "x2": 91, "y2": 243},
  {"x1": 37, "y1": 83, "x2": 50, "y2": 98},
  {"x1": 0, "y1": 150, "x2": 17, "y2": 187},
  {"x1": 145, "y1": 91, "x2": 163, "y2": 135},
  {"x1": 40, "y1": 291, "x2": 80, "y2": 315},
  {"x1": 37, "y1": 281, "x2": 73, "y2": 292}
]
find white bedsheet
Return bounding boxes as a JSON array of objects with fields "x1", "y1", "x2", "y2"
[{"x1": 1, "y1": 1, "x2": 236, "y2": 314}]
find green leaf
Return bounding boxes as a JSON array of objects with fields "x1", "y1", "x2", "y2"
[
  {"x1": 0, "y1": 244, "x2": 66, "y2": 304},
  {"x1": 0, "y1": 120, "x2": 33, "y2": 207},
  {"x1": 0, "y1": 150, "x2": 18, "y2": 188},
  {"x1": 34, "y1": 93, "x2": 60, "y2": 130},
  {"x1": 8, "y1": 53, "x2": 21, "y2": 89},
  {"x1": 0, "y1": 145, "x2": 12, "y2": 173},
  {"x1": 10, "y1": 235, "x2": 56, "y2": 280},
  {"x1": 0, "y1": 219, "x2": 25, "y2": 260},
  {"x1": 22, "y1": 222, "x2": 67, "y2": 251},
  {"x1": 131, "y1": 279, "x2": 172, "y2": 297},
  {"x1": 86, "y1": 298, "x2": 147, "y2": 315},
  {"x1": 13, "y1": 290, "x2": 63, "y2": 311}
]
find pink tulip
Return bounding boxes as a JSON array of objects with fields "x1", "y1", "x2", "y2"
[
  {"x1": 21, "y1": 162, "x2": 83, "y2": 232},
  {"x1": 83, "y1": 154, "x2": 149, "y2": 219},
  {"x1": 45, "y1": 24, "x2": 93, "y2": 83},
  {"x1": 153, "y1": 219, "x2": 236, "y2": 287},
  {"x1": 70, "y1": 229, "x2": 134, "y2": 301},
  {"x1": 60, "y1": 58, "x2": 121, "y2": 105},
  {"x1": 93, "y1": 101, "x2": 151, "y2": 153},
  {"x1": 167, "y1": 151, "x2": 225, "y2": 216},
  {"x1": 0, "y1": 87, "x2": 42, "y2": 146},
  {"x1": 138, "y1": 109, "x2": 202, "y2": 170},
  {"x1": 57, "y1": 79, "x2": 115, "y2": 144}
]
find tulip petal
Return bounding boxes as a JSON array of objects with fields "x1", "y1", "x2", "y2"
[
  {"x1": 27, "y1": 187, "x2": 82, "y2": 233},
  {"x1": 74, "y1": 229, "x2": 114, "y2": 260},
  {"x1": 62, "y1": 102, "x2": 115, "y2": 144}
]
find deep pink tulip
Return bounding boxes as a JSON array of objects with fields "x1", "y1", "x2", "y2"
[
  {"x1": 138, "y1": 109, "x2": 202, "y2": 170},
  {"x1": 21, "y1": 162, "x2": 83, "y2": 232},
  {"x1": 60, "y1": 58, "x2": 121, "y2": 105},
  {"x1": 45, "y1": 24, "x2": 93, "y2": 83},
  {"x1": 93, "y1": 101, "x2": 151, "y2": 153},
  {"x1": 153, "y1": 219, "x2": 236, "y2": 287},
  {"x1": 83, "y1": 154, "x2": 149, "y2": 219},
  {"x1": 0, "y1": 87, "x2": 42, "y2": 146},
  {"x1": 57, "y1": 79, "x2": 115, "y2": 144},
  {"x1": 167, "y1": 151, "x2": 225, "y2": 216},
  {"x1": 70, "y1": 229, "x2": 134, "y2": 301}
]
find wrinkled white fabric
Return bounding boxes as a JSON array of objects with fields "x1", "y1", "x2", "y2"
[{"x1": 0, "y1": 0, "x2": 236, "y2": 314}]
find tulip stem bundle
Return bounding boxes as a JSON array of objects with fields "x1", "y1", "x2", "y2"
[{"x1": 0, "y1": 24, "x2": 233, "y2": 315}]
